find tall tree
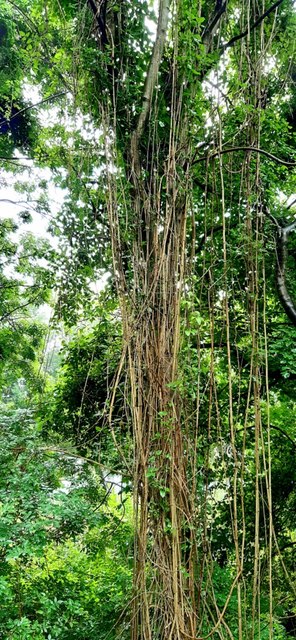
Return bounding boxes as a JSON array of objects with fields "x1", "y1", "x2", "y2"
[
  {"x1": 1, "y1": 0, "x2": 296, "y2": 638},
  {"x1": 79, "y1": 2, "x2": 296, "y2": 639}
]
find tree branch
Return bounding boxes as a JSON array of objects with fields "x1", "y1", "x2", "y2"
[
  {"x1": 255, "y1": 205, "x2": 296, "y2": 325},
  {"x1": 0, "y1": 294, "x2": 42, "y2": 322},
  {"x1": 197, "y1": 221, "x2": 239, "y2": 252},
  {"x1": 202, "y1": 1, "x2": 227, "y2": 47},
  {"x1": 238, "y1": 423, "x2": 296, "y2": 449},
  {"x1": 192, "y1": 146, "x2": 296, "y2": 167},
  {"x1": 0, "y1": 91, "x2": 68, "y2": 128},
  {"x1": 221, "y1": 0, "x2": 285, "y2": 53},
  {"x1": 6, "y1": 0, "x2": 38, "y2": 32},
  {"x1": 276, "y1": 221, "x2": 296, "y2": 326},
  {"x1": 130, "y1": 0, "x2": 170, "y2": 174},
  {"x1": 0, "y1": 157, "x2": 33, "y2": 164},
  {"x1": 87, "y1": 0, "x2": 108, "y2": 46},
  {"x1": 264, "y1": 205, "x2": 282, "y2": 230},
  {"x1": 268, "y1": 423, "x2": 296, "y2": 449},
  {"x1": 287, "y1": 197, "x2": 296, "y2": 211},
  {"x1": 198, "y1": 0, "x2": 285, "y2": 84},
  {"x1": 278, "y1": 541, "x2": 296, "y2": 553}
]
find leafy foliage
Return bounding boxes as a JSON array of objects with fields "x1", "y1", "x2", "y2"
[{"x1": 0, "y1": 402, "x2": 132, "y2": 639}]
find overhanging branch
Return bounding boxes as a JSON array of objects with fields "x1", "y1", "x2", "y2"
[
  {"x1": 238, "y1": 423, "x2": 296, "y2": 448},
  {"x1": 0, "y1": 91, "x2": 68, "y2": 128},
  {"x1": 221, "y1": 0, "x2": 285, "y2": 53},
  {"x1": 192, "y1": 146, "x2": 296, "y2": 167}
]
